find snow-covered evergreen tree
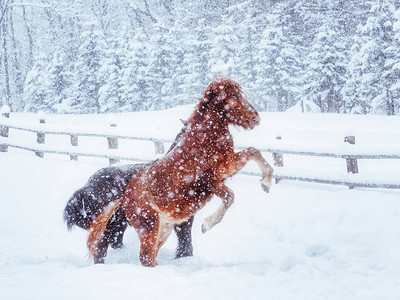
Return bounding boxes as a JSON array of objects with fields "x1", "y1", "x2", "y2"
[
  {"x1": 342, "y1": 38, "x2": 367, "y2": 114},
  {"x1": 385, "y1": 8, "x2": 400, "y2": 115},
  {"x1": 98, "y1": 34, "x2": 127, "y2": 113},
  {"x1": 23, "y1": 53, "x2": 50, "y2": 112},
  {"x1": 161, "y1": 26, "x2": 185, "y2": 107},
  {"x1": 229, "y1": 1, "x2": 266, "y2": 103},
  {"x1": 147, "y1": 26, "x2": 174, "y2": 110},
  {"x1": 121, "y1": 28, "x2": 151, "y2": 111},
  {"x1": 344, "y1": 2, "x2": 396, "y2": 115},
  {"x1": 47, "y1": 49, "x2": 73, "y2": 113},
  {"x1": 254, "y1": 23, "x2": 283, "y2": 111},
  {"x1": 71, "y1": 22, "x2": 106, "y2": 113},
  {"x1": 254, "y1": 15, "x2": 302, "y2": 112},
  {"x1": 169, "y1": 7, "x2": 209, "y2": 106},
  {"x1": 304, "y1": 24, "x2": 347, "y2": 113},
  {"x1": 208, "y1": 17, "x2": 239, "y2": 78}
]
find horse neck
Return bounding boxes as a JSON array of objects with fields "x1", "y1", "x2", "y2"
[{"x1": 187, "y1": 106, "x2": 230, "y2": 140}]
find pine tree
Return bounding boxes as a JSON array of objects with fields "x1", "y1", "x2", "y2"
[
  {"x1": 23, "y1": 53, "x2": 50, "y2": 112},
  {"x1": 254, "y1": 23, "x2": 283, "y2": 111},
  {"x1": 71, "y1": 22, "x2": 106, "y2": 113},
  {"x1": 147, "y1": 26, "x2": 174, "y2": 110},
  {"x1": 161, "y1": 26, "x2": 185, "y2": 107},
  {"x1": 98, "y1": 34, "x2": 127, "y2": 113},
  {"x1": 229, "y1": 1, "x2": 267, "y2": 102},
  {"x1": 382, "y1": 7, "x2": 400, "y2": 115},
  {"x1": 169, "y1": 7, "x2": 209, "y2": 106},
  {"x1": 254, "y1": 15, "x2": 303, "y2": 111},
  {"x1": 47, "y1": 49, "x2": 73, "y2": 113},
  {"x1": 344, "y1": 2, "x2": 396, "y2": 114},
  {"x1": 208, "y1": 17, "x2": 239, "y2": 78},
  {"x1": 304, "y1": 24, "x2": 347, "y2": 113},
  {"x1": 121, "y1": 28, "x2": 151, "y2": 111},
  {"x1": 342, "y1": 39, "x2": 367, "y2": 114}
]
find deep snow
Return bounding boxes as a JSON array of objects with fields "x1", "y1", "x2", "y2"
[{"x1": 1, "y1": 107, "x2": 400, "y2": 299}]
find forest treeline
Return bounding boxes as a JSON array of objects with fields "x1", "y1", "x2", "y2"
[{"x1": 1, "y1": 0, "x2": 400, "y2": 114}]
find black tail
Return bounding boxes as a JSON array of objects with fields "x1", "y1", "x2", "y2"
[{"x1": 63, "y1": 189, "x2": 93, "y2": 230}]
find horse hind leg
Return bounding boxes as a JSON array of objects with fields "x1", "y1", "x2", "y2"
[
  {"x1": 107, "y1": 208, "x2": 128, "y2": 249},
  {"x1": 132, "y1": 207, "x2": 162, "y2": 267},
  {"x1": 137, "y1": 218, "x2": 173, "y2": 267},
  {"x1": 110, "y1": 220, "x2": 128, "y2": 249},
  {"x1": 87, "y1": 199, "x2": 123, "y2": 262},
  {"x1": 138, "y1": 230, "x2": 160, "y2": 267},
  {"x1": 93, "y1": 236, "x2": 109, "y2": 264}
]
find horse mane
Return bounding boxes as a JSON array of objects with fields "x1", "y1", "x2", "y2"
[{"x1": 188, "y1": 77, "x2": 243, "y2": 125}]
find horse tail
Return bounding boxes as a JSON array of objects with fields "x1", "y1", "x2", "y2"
[
  {"x1": 87, "y1": 198, "x2": 123, "y2": 259},
  {"x1": 63, "y1": 206, "x2": 75, "y2": 230},
  {"x1": 63, "y1": 190, "x2": 92, "y2": 230}
]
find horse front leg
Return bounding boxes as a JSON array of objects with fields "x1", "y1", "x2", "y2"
[
  {"x1": 226, "y1": 147, "x2": 274, "y2": 193},
  {"x1": 201, "y1": 183, "x2": 234, "y2": 233}
]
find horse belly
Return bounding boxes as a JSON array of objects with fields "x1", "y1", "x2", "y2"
[
  {"x1": 149, "y1": 201, "x2": 192, "y2": 225},
  {"x1": 152, "y1": 189, "x2": 213, "y2": 224}
]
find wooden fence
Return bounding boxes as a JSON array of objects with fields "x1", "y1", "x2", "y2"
[
  {"x1": 0, "y1": 108, "x2": 168, "y2": 164},
  {"x1": 1, "y1": 108, "x2": 400, "y2": 190}
]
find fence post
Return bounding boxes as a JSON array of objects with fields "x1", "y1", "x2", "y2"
[
  {"x1": 70, "y1": 135, "x2": 78, "y2": 161},
  {"x1": 69, "y1": 117, "x2": 78, "y2": 161},
  {"x1": 107, "y1": 123, "x2": 119, "y2": 165},
  {"x1": 35, "y1": 111, "x2": 45, "y2": 158},
  {"x1": 344, "y1": 135, "x2": 359, "y2": 189},
  {"x1": 154, "y1": 140, "x2": 165, "y2": 155},
  {"x1": 0, "y1": 105, "x2": 10, "y2": 152},
  {"x1": 272, "y1": 136, "x2": 284, "y2": 184}
]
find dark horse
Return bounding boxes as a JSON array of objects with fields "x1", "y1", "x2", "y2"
[
  {"x1": 63, "y1": 123, "x2": 193, "y2": 263},
  {"x1": 88, "y1": 78, "x2": 274, "y2": 267}
]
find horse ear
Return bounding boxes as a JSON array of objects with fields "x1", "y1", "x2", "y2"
[
  {"x1": 217, "y1": 90, "x2": 227, "y2": 103},
  {"x1": 211, "y1": 84, "x2": 227, "y2": 103}
]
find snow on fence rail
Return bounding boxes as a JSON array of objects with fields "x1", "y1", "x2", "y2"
[{"x1": 1, "y1": 108, "x2": 400, "y2": 190}]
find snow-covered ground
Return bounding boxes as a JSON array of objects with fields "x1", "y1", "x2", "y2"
[{"x1": 1, "y1": 107, "x2": 400, "y2": 299}]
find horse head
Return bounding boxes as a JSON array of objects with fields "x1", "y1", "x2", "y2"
[{"x1": 201, "y1": 78, "x2": 260, "y2": 130}]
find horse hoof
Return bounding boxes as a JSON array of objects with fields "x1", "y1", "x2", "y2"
[
  {"x1": 93, "y1": 257, "x2": 105, "y2": 264},
  {"x1": 111, "y1": 242, "x2": 124, "y2": 250},
  {"x1": 201, "y1": 223, "x2": 208, "y2": 234},
  {"x1": 261, "y1": 183, "x2": 270, "y2": 193},
  {"x1": 175, "y1": 246, "x2": 193, "y2": 259}
]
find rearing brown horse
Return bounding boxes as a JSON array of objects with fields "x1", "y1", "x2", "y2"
[{"x1": 88, "y1": 78, "x2": 274, "y2": 267}]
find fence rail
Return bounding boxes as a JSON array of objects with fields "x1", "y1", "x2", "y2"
[
  {"x1": 236, "y1": 145, "x2": 400, "y2": 159},
  {"x1": 0, "y1": 114, "x2": 171, "y2": 143},
  {"x1": 0, "y1": 136, "x2": 152, "y2": 163},
  {"x1": 1, "y1": 108, "x2": 400, "y2": 190}
]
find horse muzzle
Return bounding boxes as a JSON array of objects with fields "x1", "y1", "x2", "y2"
[{"x1": 246, "y1": 115, "x2": 260, "y2": 129}]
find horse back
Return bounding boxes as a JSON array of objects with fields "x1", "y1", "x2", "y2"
[{"x1": 64, "y1": 163, "x2": 149, "y2": 230}]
